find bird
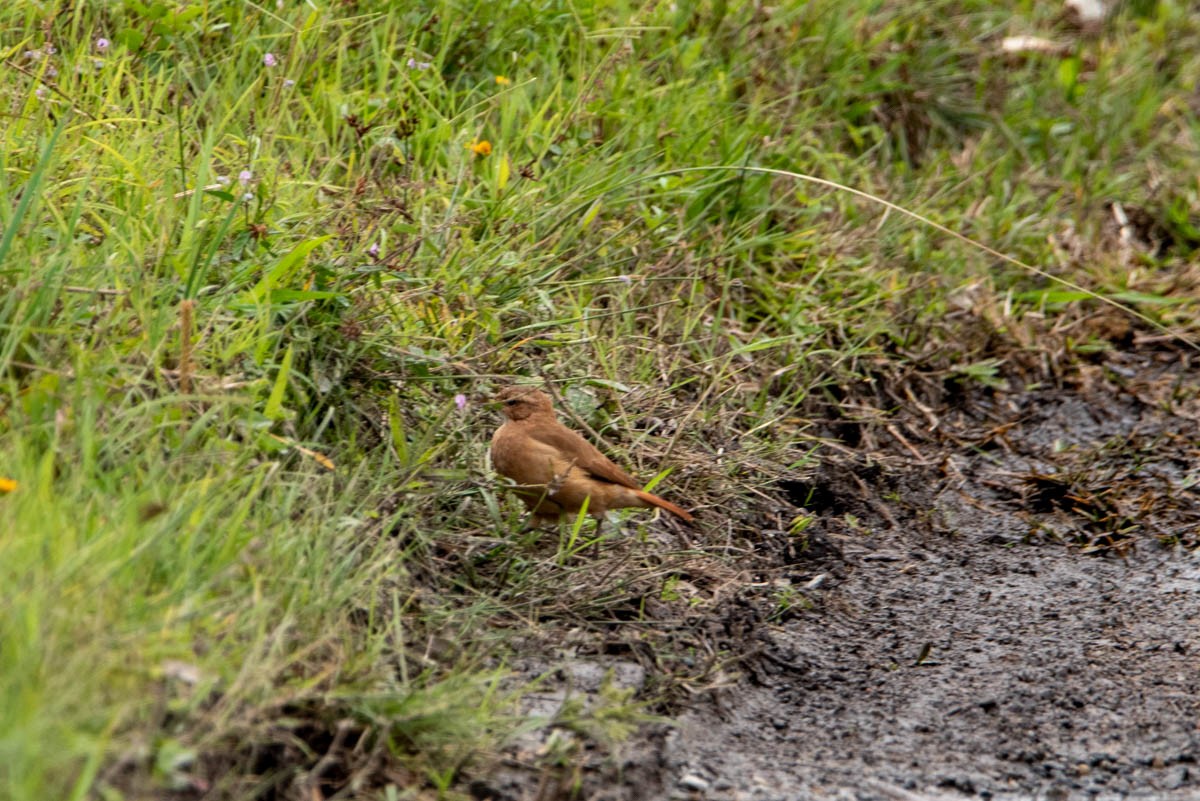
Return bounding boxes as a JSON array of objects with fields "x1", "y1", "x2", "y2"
[{"x1": 489, "y1": 385, "x2": 694, "y2": 527}]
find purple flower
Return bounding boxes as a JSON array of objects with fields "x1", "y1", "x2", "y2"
[
  {"x1": 43, "y1": 44, "x2": 57, "y2": 55},
  {"x1": 367, "y1": 242, "x2": 380, "y2": 258},
  {"x1": 35, "y1": 86, "x2": 47, "y2": 100},
  {"x1": 407, "y1": 57, "x2": 431, "y2": 71},
  {"x1": 215, "y1": 175, "x2": 231, "y2": 186},
  {"x1": 283, "y1": 79, "x2": 295, "y2": 89},
  {"x1": 263, "y1": 52, "x2": 277, "y2": 68},
  {"x1": 454, "y1": 394, "x2": 468, "y2": 412},
  {"x1": 616, "y1": 274, "x2": 632, "y2": 284},
  {"x1": 241, "y1": 192, "x2": 254, "y2": 202},
  {"x1": 96, "y1": 38, "x2": 109, "y2": 52},
  {"x1": 45, "y1": 66, "x2": 57, "y2": 78},
  {"x1": 238, "y1": 170, "x2": 253, "y2": 185}
]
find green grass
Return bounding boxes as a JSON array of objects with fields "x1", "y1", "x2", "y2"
[{"x1": 3, "y1": 0, "x2": 1199, "y2": 797}]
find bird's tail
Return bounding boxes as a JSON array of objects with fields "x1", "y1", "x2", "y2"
[{"x1": 634, "y1": 490, "x2": 695, "y2": 524}]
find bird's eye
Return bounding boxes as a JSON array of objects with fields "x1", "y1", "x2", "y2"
[{"x1": 505, "y1": 398, "x2": 518, "y2": 405}]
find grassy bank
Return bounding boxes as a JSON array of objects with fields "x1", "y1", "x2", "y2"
[{"x1": 2, "y1": 1, "x2": 1198, "y2": 797}]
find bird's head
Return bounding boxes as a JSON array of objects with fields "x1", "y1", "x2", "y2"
[{"x1": 493, "y1": 386, "x2": 554, "y2": 421}]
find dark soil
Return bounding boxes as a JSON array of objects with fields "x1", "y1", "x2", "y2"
[{"x1": 477, "y1": 344, "x2": 1200, "y2": 801}]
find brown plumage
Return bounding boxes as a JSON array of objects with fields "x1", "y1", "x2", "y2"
[{"x1": 489, "y1": 386, "x2": 694, "y2": 526}]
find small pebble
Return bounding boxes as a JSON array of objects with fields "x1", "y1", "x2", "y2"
[{"x1": 678, "y1": 773, "x2": 710, "y2": 792}]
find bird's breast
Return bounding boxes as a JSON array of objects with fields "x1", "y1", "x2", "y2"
[{"x1": 491, "y1": 424, "x2": 569, "y2": 487}]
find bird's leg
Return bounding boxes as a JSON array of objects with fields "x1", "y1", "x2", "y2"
[{"x1": 588, "y1": 515, "x2": 606, "y2": 557}]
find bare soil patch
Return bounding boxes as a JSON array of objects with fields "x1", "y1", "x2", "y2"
[{"x1": 659, "y1": 344, "x2": 1200, "y2": 800}]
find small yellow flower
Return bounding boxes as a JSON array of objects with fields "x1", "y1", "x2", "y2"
[
  {"x1": 495, "y1": 75, "x2": 511, "y2": 86},
  {"x1": 468, "y1": 139, "x2": 492, "y2": 157},
  {"x1": 0, "y1": 478, "x2": 17, "y2": 493}
]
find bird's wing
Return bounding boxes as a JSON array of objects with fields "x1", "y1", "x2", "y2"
[{"x1": 527, "y1": 425, "x2": 642, "y2": 489}]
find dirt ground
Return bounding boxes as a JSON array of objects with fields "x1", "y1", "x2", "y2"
[{"x1": 475, "y1": 342, "x2": 1200, "y2": 801}]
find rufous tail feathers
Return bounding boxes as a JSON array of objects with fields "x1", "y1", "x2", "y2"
[{"x1": 634, "y1": 490, "x2": 695, "y2": 523}]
